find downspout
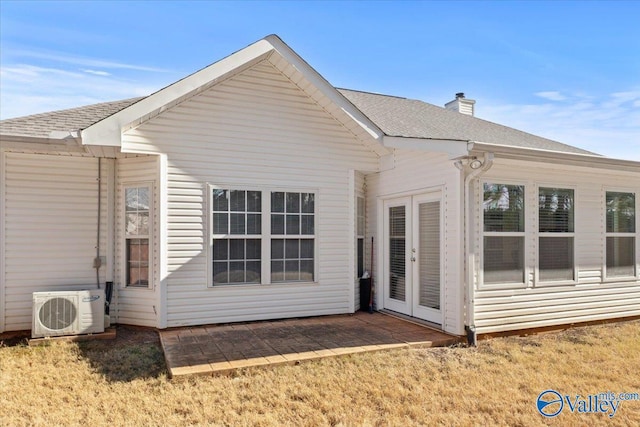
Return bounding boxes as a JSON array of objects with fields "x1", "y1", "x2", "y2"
[
  {"x1": 455, "y1": 151, "x2": 494, "y2": 346},
  {"x1": 93, "y1": 157, "x2": 102, "y2": 289}
]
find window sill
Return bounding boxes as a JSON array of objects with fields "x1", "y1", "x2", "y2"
[
  {"x1": 208, "y1": 281, "x2": 319, "y2": 289},
  {"x1": 533, "y1": 280, "x2": 579, "y2": 288},
  {"x1": 478, "y1": 282, "x2": 527, "y2": 291},
  {"x1": 602, "y1": 276, "x2": 639, "y2": 284}
]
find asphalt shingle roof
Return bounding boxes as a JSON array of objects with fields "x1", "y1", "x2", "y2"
[
  {"x1": 1, "y1": 89, "x2": 595, "y2": 156},
  {"x1": 0, "y1": 97, "x2": 142, "y2": 139},
  {"x1": 337, "y1": 89, "x2": 596, "y2": 155}
]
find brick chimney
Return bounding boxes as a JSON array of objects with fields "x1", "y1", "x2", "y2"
[{"x1": 445, "y1": 92, "x2": 475, "y2": 116}]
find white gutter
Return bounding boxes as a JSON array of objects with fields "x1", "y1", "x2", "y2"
[
  {"x1": 384, "y1": 136, "x2": 469, "y2": 157},
  {"x1": 469, "y1": 141, "x2": 640, "y2": 173},
  {"x1": 455, "y1": 152, "x2": 494, "y2": 345}
]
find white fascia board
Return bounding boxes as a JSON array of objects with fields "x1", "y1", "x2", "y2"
[
  {"x1": 383, "y1": 136, "x2": 469, "y2": 157},
  {"x1": 0, "y1": 134, "x2": 88, "y2": 154},
  {"x1": 265, "y1": 35, "x2": 384, "y2": 142},
  {"x1": 81, "y1": 39, "x2": 276, "y2": 147},
  {"x1": 470, "y1": 141, "x2": 640, "y2": 173}
]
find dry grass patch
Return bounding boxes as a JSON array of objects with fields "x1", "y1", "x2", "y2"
[{"x1": 1, "y1": 320, "x2": 639, "y2": 426}]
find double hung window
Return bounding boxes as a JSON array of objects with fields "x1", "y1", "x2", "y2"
[
  {"x1": 538, "y1": 188, "x2": 575, "y2": 282},
  {"x1": 210, "y1": 188, "x2": 315, "y2": 286},
  {"x1": 606, "y1": 191, "x2": 636, "y2": 278},
  {"x1": 483, "y1": 183, "x2": 525, "y2": 284},
  {"x1": 125, "y1": 185, "x2": 151, "y2": 288}
]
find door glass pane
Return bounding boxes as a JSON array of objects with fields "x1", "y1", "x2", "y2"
[
  {"x1": 419, "y1": 202, "x2": 440, "y2": 309},
  {"x1": 389, "y1": 205, "x2": 406, "y2": 301}
]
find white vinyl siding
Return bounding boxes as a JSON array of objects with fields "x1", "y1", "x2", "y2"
[
  {"x1": 121, "y1": 59, "x2": 378, "y2": 327},
  {"x1": 473, "y1": 159, "x2": 640, "y2": 334},
  {"x1": 2, "y1": 153, "x2": 107, "y2": 332}
]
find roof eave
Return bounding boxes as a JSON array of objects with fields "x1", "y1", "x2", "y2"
[{"x1": 469, "y1": 141, "x2": 640, "y2": 173}]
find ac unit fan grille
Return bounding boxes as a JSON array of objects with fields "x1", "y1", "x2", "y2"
[{"x1": 39, "y1": 297, "x2": 77, "y2": 330}]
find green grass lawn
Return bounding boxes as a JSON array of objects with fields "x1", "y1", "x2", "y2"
[{"x1": 1, "y1": 320, "x2": 639, "y2": 426}]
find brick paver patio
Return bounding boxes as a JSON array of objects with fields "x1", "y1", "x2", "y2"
[{"x1": 159, "y1": 312, "x2": 461, "y2": 377}]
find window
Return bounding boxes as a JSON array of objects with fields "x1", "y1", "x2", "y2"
[
  {"x1": 356, "y1": 196, "x2": 365, "y2": 278},
  {"x1": 212, "y1": 190, "x2": 262, "y2": 285},
  {"x1": 483, "y1": 183, "x2": 525, "y2": 284},
  {"x1": 271, "y1": 192, "x2": 315, "y2": 283},
  {"x1": 538, "y1": 188, "x2": 575, "y2": 281},
  {"x1": 209, "y1": 188, "x2": 316, "y2": 286},
  {"x1": 125, "y1": 186, "x2": 150, "y2": 287},
  {"x1": 606, "y1": 191, "x2": 636, "y2": 278}
]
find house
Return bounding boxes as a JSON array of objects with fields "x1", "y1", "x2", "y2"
[{"x1": 1, "y1": 35, "x2": 638, "y2": 341}]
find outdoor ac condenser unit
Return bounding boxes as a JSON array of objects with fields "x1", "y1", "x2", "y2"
[{"x1": 32, "y1": 289, "x2": 105, "y2": 338}]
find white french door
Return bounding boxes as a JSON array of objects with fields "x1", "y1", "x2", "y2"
[{"x1": 383, "y1": 192, "x2": 442, "y2": 324}]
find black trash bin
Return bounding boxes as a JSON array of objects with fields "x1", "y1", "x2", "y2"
[{"x1": 359, "y1": 278, "x2": 372, "y2": 312}]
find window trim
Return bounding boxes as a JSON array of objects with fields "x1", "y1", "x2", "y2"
[
  {"x1": 534, "y1": 185, "x2": 578, "y2": 286},
  {"x1": 603, "y1": 187, "x2": 638, "y2": 282},
  {"x1": 480, "y1": 180, "x2": 528, "y2": 289},
  {"x1": 122, "y1": 182, "x2": 153, "y2": 289},
  {"x1": 207, "y1": 184, "x2": 318, "y2": 288}
]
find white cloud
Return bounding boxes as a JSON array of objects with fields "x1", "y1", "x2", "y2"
[
  {"x1": 82, "y1": 69, "x2": 111, "y2": 76},
  {"x1": 535, "y1": 91, "x2": 567, "y2": 101},
  {"x1": 481, "y1": 89, "x2": 640, "y2": 161},
  {"x1": 9, "y1": 49, "x2": 170, "y2": 73},
  {"x1": 0, "y1": 63, "x2": 171, "y2": 119}
]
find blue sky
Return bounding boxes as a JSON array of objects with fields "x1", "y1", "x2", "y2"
[{"x1": 1, "y1": 1, "x2": 639, "y2": 159}]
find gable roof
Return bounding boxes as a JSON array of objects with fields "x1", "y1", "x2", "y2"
[{"x1": 338, "y1": 89, "x2": 596, "y2": 156}]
